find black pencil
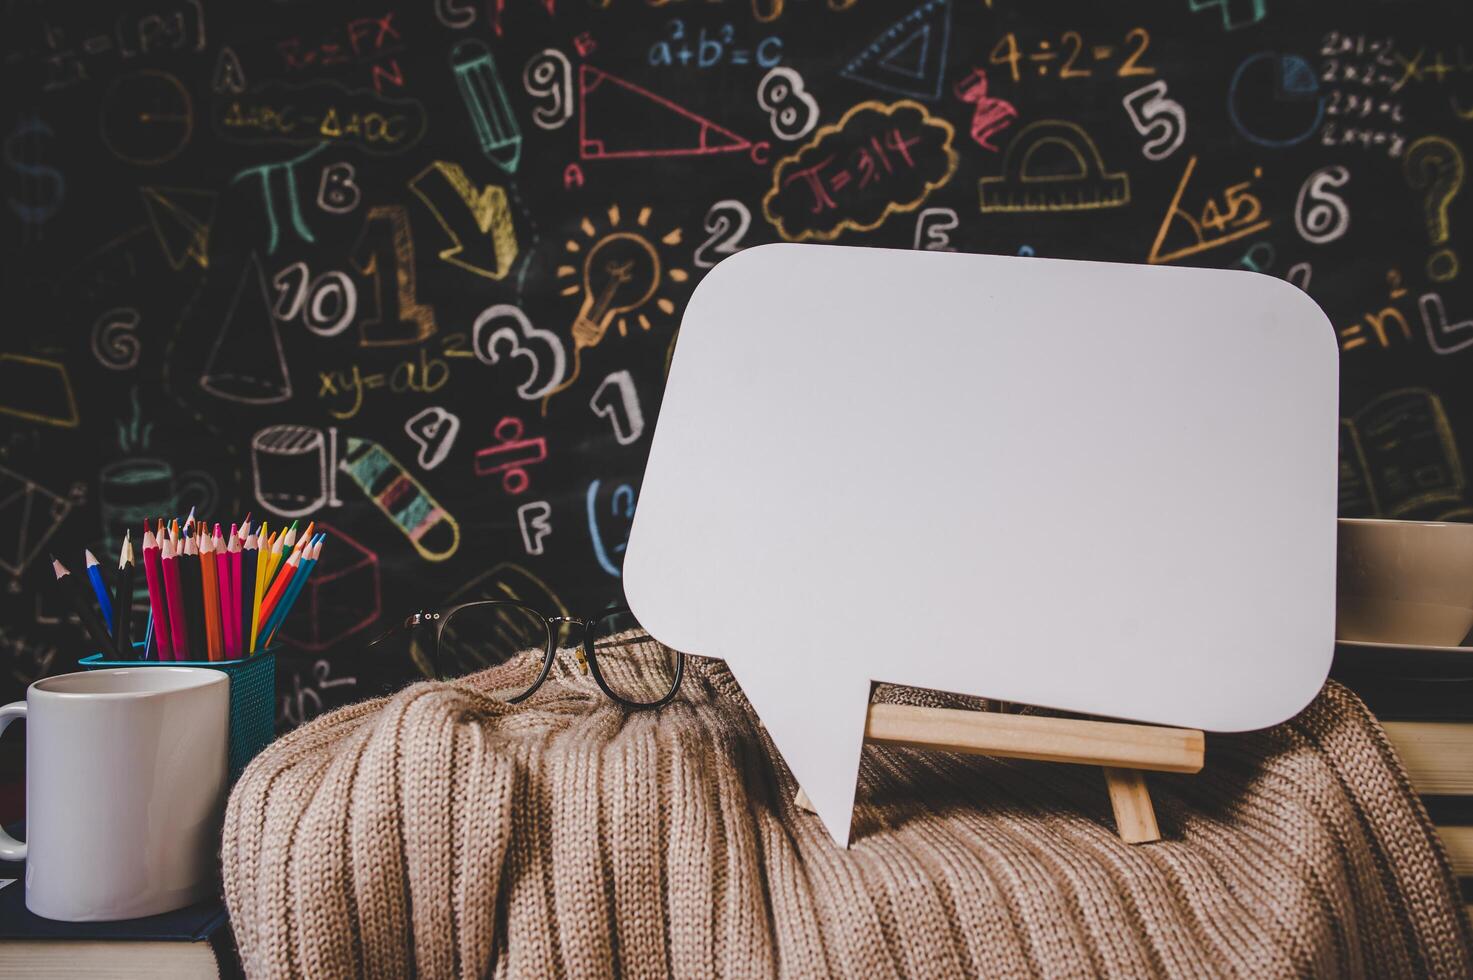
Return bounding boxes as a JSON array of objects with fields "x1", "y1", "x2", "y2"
[
  {"x1": 114, "y1": 531, "x2": 136, "y2": 658},
  {"x1": 181, "y1": 534, "x2": 204, "y2": 661},
  {"x1": 51, "y1": 556, "x2": 113, "y2": 653}
]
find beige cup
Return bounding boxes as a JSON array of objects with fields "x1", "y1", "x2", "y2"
[{"x1": 1337, "y1": 517, "x2": 1473, "y2": 645}]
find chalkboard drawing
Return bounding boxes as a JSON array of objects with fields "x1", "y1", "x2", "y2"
[
  {"x1": 1188, "y1": 0, "x2": 1266, "y2": 32},
  {"x1": 523, "y1": 48, "x2": 574, "y2": 130},
  {"x1": 0, "y1": 354, "x2": 79, "y2": 428},
  {"x1": 339, "y1": 437, "x2": 460, "y2": 561},
  {"x1": 590, "y1": 371, "x2": 644, "y2": 445},
  {"x1": 1338, "y1": 422, "x2": 1376, "y2": 516},
  {"x1": 913, "y1": 207, "x2": 957, "y2": 250},
  {"x1": 352, "y1": 205, "x2": 436, "y2": 346},
  {"x1": 214, "y1": 81, "x2": 430, "y2": 155},
  {"x1": 978, "y1": 119, "x2": 1128, "y2": 213},
  {"x1": 409, "y1": 162, "x2": 518, "y2": 279},
  {"x1": 758, "y1": 67, "x2": 820, "y2": 141},
  {"x1": 765, "y1": 100, "x2": 957, "y2": 242},
  {"x1": 1146, "y1": 156, "x2": 1270, "y2": 265},
  {"x1": 317, "y1": 162, "x2": 360, "y2": 214},
  {"x1": 140, "y1": 187, "x2": 214, "y2": 271},
  {"x1": 253, "y1": 425, "x2": 336, "y2": 518},
  {"x1": 199, "y1": 255, "x2": 293, "y2": 404},
  {"x1": 544, "y1": 204, "x2": 686, "y2": 403},
  {"x1": 405, "y1": 407, "x2": 460, "y2": 470},
  {"x1": 692, "y1": 200, "x2": 752, "y2": 268},
  {"x1": 1337, "y1": 271, "x2": 1412, "y2": 352},
  {"x1": 839, "y1": 0, "x2": 951, "y2": 101},
  {"x1": 98, "y1": 457, "x2": 215, "y2": 560},
  {"x1": 587, "y1": 478, "x2": 636, "y2": 577},
  {"x1": 92, "y1": 307, "x2": 142, "y2": 370},
  {"x1": 213, "y1": 46, "x2": 247, "y2": 94},
  {"x1": 517, "y1": 501, "x2": 552, "y2": 555},
  {"x1": 231, "y1": 144, "x2": 326, "y2": 255},
  {"x1": 1403, "y1": 136, "x2": 1464, "y2": 283},
  {"x1": 1121, "y1": 80, "x2": 1186, "y2": 162},
  {"x1": 1227, "y1": 52, "x2": 1322, "y2": 148},
  {"x1": 4, "y1": 116, "x2": 65, "y2": 244},
  {"x1": 452, "y1": 40, "x2": 521, "y2": 173},
  {"x1": 578, "y1": 65, "x2": 754, "y2": 160},
  {"x1": 474, "y1": 416, "x2": 547, "y2": 494},
  {"x1": 278, "y1": 521, "x2": 381, "y2": 652},
  {"x1": 0, "y1": 467, "x2": 73, "y2": 577},
  {"x1": 471, "y1": 303, "x2": 567, "y2": 400},
  {"x1": 1293, "y1": 165, "x2": 1351, "y2": 245},
  {"x1": 1344, "y1": 389, "x2": 1466, "y2": 519},
  {"x1": 1418, "y1": 292, "x2": 1473, "y2": 355},
  {"x1": 953, "y1": 68, "x2": 1015, "y2": 151},
  {"x1": 100, "y1": 71, "x2": 192, "y2": 166}
]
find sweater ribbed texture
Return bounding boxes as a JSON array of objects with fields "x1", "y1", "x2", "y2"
[{"x1": 223, "y1": 648, "x2": 1473, "y2": 978}]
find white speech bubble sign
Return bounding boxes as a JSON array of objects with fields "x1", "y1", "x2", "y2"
[{"x1": 624, "y1": 243, "x2": 1338, "y2": 846}]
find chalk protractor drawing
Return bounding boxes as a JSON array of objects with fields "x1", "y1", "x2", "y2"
[
  {"x1": 578, "y1": 65, "x2": 752, "y2": 160},
  {"x1": 140, "y1": 187, "x2": 215, "y2": 270},
  {"x1": 339, "y1": 437, "x2": 460, "y2": 561},
  {"x1": 839, "y1": 0, "x2": 952, "y2": 101},
  {"x1": 979, "y1": 119, "x2": 1130, "y2": 213}
]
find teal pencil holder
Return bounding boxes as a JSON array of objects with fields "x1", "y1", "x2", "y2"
[{"x1": 80, "y1": 645, "x2": 277, "y2": 782}]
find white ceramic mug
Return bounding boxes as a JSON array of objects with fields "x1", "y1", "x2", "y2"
[{"x1": 0, "y1": 667, "x2": 229, "y2": 921}]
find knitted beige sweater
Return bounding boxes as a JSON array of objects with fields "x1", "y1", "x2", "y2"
[{"x1": 223, "y1": 650, "x2": 1473, "y2": 978}]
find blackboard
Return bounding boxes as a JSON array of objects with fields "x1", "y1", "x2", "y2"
[{"x1": 1, "y1": 0, "x2": 1470, "y2": 729}]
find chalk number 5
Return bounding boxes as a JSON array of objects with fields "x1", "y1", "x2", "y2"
[{"x1": 1122, "y1": 80, "x2": 1186, "y2": 162}]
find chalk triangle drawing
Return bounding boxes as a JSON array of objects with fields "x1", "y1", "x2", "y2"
[
  {"x1": 213, "y1": 46, "x2": 247, "y2": 94},
  {"x1": 140, "y1": 187, "x2": 215, "y2": 271},
  {"x1": 880, "y1": 28, "x2": 929, "y2": 79},
  {"x1": 199, "y1": 254, "x2": 292, "y2": 404},
  {"x1": 578, "y1": 65, "x2": 752, "y2": 160},
  {"x1": 840, "y1": 0, "x2": 952, "y2": 101}
]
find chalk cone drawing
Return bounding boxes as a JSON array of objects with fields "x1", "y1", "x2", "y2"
[
  {"x1": 624, "y1": 244, "x2": 1339, "y2": 846},
  {"x1": 0, "y1": 466, "x2": 73, "y2": 576},
  {"x1": 200, "y1": 254, "x2": 292, "y2": 404},
  {"x1": 339, "y1": 437, "x2": 460, "y2": 561}
]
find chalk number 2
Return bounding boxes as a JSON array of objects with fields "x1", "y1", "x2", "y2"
[{"x1": 693, "y1": 200, "x2": 751, "y2": 268}]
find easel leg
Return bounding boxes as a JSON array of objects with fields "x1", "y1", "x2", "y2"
[{"x1": 1102, "y1": 767, "x2": 1160, "y2": 844}]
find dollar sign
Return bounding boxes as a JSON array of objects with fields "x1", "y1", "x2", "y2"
[{"x1": 4, "y1": 117, "x2": 65, "y2": 240}]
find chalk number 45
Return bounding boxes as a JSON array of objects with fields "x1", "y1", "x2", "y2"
[{"x1": 1122, "y1": 80, "x2": 1186, "y2": 162}]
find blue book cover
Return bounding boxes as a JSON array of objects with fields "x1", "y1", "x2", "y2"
[{"x1": 0, "y1": 824, "x2": 227, "y2": 943}]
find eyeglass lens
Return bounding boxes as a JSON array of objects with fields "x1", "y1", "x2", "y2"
[
  {"x1": 588, "y1": 610, "x2": 681, "y2": 707},
  {"x1": 438, "y1": 602, "x2": 551, "y2": 699}
]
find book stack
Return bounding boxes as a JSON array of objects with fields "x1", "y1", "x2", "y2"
[
  {"x1": 1332, "y1": 642, "x2": 1473, "y2": 926},
  {"x1": 0, "y1": 836, "x2": 236, "y2": 977}
]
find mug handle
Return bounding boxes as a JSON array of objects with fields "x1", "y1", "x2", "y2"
[{"x1": 0, "y1": 701, "x2": 24, "y2": 861}]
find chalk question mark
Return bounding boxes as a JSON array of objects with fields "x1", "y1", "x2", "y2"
[{"x1": 1403, "y1": 136, "x2": 1465, "y2": 282}]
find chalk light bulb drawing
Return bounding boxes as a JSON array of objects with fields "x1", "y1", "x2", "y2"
[{"x1": 545, "y1": 204, "x2": 688, "y2": 408}]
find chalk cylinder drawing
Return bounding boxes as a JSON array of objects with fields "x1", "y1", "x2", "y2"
[
  {"x1": 252, "y1": 425, "x2": 329, "y2": 518},
  {"x1": 624, "y1": 244, "x2": 1340, "y2": 847}
]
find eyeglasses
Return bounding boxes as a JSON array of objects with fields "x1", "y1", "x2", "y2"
[{"x1": 366, "y1": 601, "x2": 685, "y2": 709}]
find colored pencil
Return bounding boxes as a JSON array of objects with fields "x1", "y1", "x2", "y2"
[
  {"x1": 251, "y1": 523, "x2": 270, "y2": 653},
  {"x1": 254, "y1": 550, "x2": 300, "y2": 649},
  {"x1": 51, "y1": 556, "x2": 113, "y2": 652},
  {"x1": 265, "y1": 535, "x2": 324, "y2": 646},
  {"x1": 161, "y1": 538, "x2": 189, "y2": 658},
  {"x1": 226, "y1": 528, "x2": 242, "y2": 659},
  {"x1": 241, "y1": 530, "x2": 258, "y2": 659},
  {"x1": 260, "y1": 529, "x2": 286, "y2": 607},
  {"x1": 114, "y1": 531, "x2": 135, "y2": 658},
  {"x1": 84, "y1": 550, "x2": 114, "y2": 633},
  {"x1": 200, "y1": 531, "x2": 223, "y2": 661},
  {"x1": 213, "y1": 525, "x2": 231, "y2": 659},
  {"x1": 142, "y1": 528, "x2": 173, "y2": 660},
  {"x1": 182, "y1": 534, "x2": 204, "y2": 660}
]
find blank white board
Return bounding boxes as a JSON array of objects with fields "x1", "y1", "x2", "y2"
[{"x1": 624, "y1": 243, "x2": 1339, "y2": 846}]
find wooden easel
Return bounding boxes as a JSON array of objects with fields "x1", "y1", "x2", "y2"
[{"x1": 796, "y1": 703, "x2": 1205, "y2": 843}]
